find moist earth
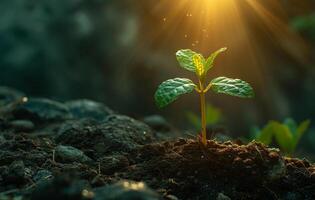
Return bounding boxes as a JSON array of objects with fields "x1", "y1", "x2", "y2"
[{"x1": 0, "y1": 86, "x2": 314, "y2": 200}]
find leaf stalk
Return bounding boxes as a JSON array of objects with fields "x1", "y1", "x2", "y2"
[{"x1": 199, "y1": 79, "x2": 207, "y2": 145}]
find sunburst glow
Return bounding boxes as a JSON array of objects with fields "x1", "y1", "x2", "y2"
[
  {"x1": 151, "y1": 0, "x2": 308, "y2": 58},
  {"x1": 143, "y1": 0, "x2": 310, "y2": 96}
]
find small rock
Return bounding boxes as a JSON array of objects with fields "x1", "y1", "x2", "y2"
[
  {"x1": 267, "y1": 157, "x2": 286, "y2": 181},
  {"x1": 56, "y1": 114, "x2": 154, "y2": 158},
  {"x1": 143, "y1": 115, "x2": 171, "y2": 132},
  {"x1": 165, "y1": 194, "x2": 179, "y2": 200},
  {"x1": 66, "y1": 99, "x2": 113, "y2": 121},
  {"x1": 57, "y1": 118, "x2": 98, "y2": 136},
  {"x1": 31, "y1": 177, "x2": 92, "y2": 200},
  {"x1": 9, "y1": 120, "x2": 35, "y2": 132},
  {"x1": 33, "y1": 169, "x2": 53, "y2": 183},
  {"x1": 99, "y1": 155, "x2": 129, "y2": 175},
  {"x1": 217, "y1": 193, "x2": 231, "y2": 200},
  {"x1": 0, "y1": 86, "x2": 25, "y2": 106},
  {"x1": 93, "y1": 180, "x2": 160, "y2": 200},
  {"x1": 143, "y1": 115, "x2": 181, "y2": 140},
  {"x1": 13, "y1": 98, "x2": 72, "y2": 122},
  {"x1": 55, "y1": 145, "x2": 93, "y2": 164}
]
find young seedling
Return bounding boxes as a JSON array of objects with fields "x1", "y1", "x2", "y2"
[{"x1": 154, "y1": 48, "x2": 254, "y2": 145}]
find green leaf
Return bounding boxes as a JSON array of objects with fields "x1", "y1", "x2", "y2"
[
  {"x1": 296, "y1": 120, "x2": 310, "y2": 138},
  {"x1": 293, "y1": 119, "x2": 311, "y2": 148},
  {"x1": 210, "y1": 77, "x2": 254, "y2": 98},
  {"x1": 256, "y1": 122, "x2": 275, "y2": 145},
  {"x1": 205, "y1": 47, "x2": 227, "y2": 72},
  {"x1": 272, "y1": 122, "x2": 294, "y2": 155},
  {"x1": 154, "y1": 78, "x2": 196, "y2": 108},
  {"x1": 176, "y1": 49, "x2": 204, "y2": 72}
]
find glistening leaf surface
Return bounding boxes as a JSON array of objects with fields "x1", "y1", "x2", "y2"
[
  {"x1": 154, "y1": 78, "x2": 196, "y2": 108},
  {"x1": 210, "y1": 77, "x2": 254, "y2": 98},
  {"x1": 176, "y1": 49, "x2": 201, "y2": 72}
]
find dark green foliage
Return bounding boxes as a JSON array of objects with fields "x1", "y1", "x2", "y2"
[
  {"x1": 154, "y1": 78, "x2": 196, "y2": 108},
  {"x1": 210, "y1": 77, "x2": 254, "y2": 98},
  {"x1": 291, "y1": 14, "x2": 315, "y2": 41},
  {"x1": 252, "y1": 118, "x2": 311, "y2": 155}
]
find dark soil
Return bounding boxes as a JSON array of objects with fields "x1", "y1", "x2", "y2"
[{"x1": 0, "y1": 87, "x2": 314, "y2": 200}]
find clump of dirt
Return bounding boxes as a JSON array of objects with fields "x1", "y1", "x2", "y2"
[
  {"x1": 121, "y1": 139, "x2": 315, "y2": 199},
  {"x1": 1, "y1": 131, "x2": 315, "y2": 199}
]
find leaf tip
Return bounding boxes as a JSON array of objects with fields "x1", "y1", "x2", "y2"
[
  {"x1": 221, "y1": 47, "x2": 228, "y2": 52},
  {"x1": 247, "y1": 89, "x2": 255, "y2": 98}
]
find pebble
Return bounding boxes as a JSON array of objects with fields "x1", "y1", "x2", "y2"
[
  {"x1": 66, "y1": 99, "x2": 113, "y2": 121},
  {"x1": 33, "y1": 169, "x2": 53, "y2": 183},
  {"x1": 9, "y1": 120, "x2": 35, "y2": 132},
  {"x1": 55, "y1": 145, "x2": 93, "y2": 164},
  {"x1": 13, "y1": 98, "x2": 72, "y2": 122},
  {"x1": 217, "y1": 193, "x2": 231, "y2": 200},
  {"x1": 143, "y1": 115, "x2": 171, "y2": 132}
]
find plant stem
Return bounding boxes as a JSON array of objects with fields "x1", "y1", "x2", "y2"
[{"x1": 199, "y1": 80, "x2": 207, "y2": 145}]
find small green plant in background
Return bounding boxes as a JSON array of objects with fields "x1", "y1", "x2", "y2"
[
  {"x1": 186, "y1": 103, "x2": 223, "y2": 130},
  {"x1": 252, "y1": 118, "x2": 311, "y2": 156},
  {"x1": 291, "y1": 14, "x2": 315, "y2": 41},
  {"x1": 154, "y1": 48, "x2": 254, "y2": 145}
]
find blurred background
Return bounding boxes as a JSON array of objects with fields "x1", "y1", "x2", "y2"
[{"x1": 0, "y1": 0, "x2": 315, "y2": 156}]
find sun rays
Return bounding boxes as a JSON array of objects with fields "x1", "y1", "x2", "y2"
[
  {"x1": 140, "y1": 0, "x2": 310, "y2": 89},
  {"x1": 145, "y1": 0, "x2": 309, "y2": 64},
  {"x1": 244, "y1": 0, "x2": 309, "y2": 64}
]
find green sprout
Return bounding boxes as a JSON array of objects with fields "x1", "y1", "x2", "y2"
[
  {"x1": 154, "y1": 48, "x2": 254, "y2": 145},
  {"x1": 253, "y1": 118, "x2": 311, "y2": 155}
]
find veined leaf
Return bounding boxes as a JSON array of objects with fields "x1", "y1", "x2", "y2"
[
  {"x1": 176, "y1": 49, "x2": 204, "y2": 72},
  {"x1": 154, "y1": 78, "x2": 196, "y2": 108},
  {"x1": 210, "y1": 77, "x2": 254, "y2": 98},
  {"x1": 205, "y1": 47, "x2": 227, "y2": 72},
  {"x1": 193, "y1": 54, "x2": 205, "y2": 77}
]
